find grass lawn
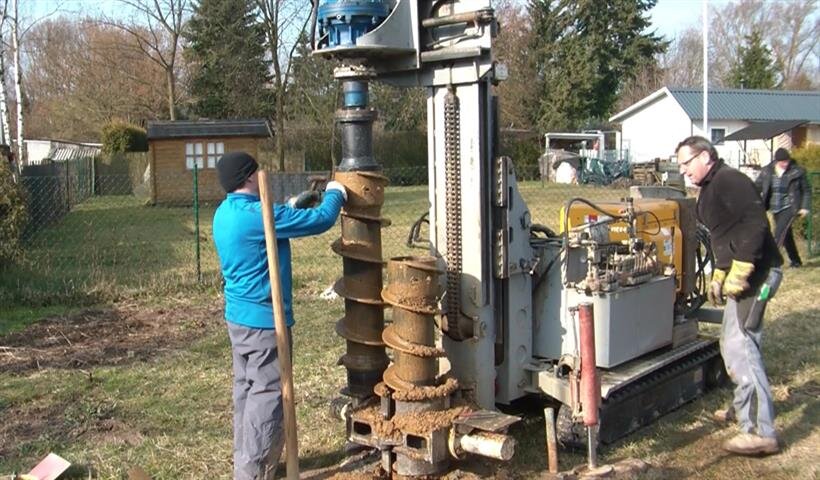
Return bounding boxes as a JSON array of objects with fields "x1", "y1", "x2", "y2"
[{"x1": 1, "y1": 182, "x2": 818, "y2": 478}]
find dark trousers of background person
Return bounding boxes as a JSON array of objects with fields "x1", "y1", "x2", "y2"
[{"x1": 773, "y1": 210, "x2": 802, "y2": 266}]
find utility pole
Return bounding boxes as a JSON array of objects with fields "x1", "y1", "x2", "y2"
[{"x1": 702, "y1": 0, "x2": 708, "y2": 135}]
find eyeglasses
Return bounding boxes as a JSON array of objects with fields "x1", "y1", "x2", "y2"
[{"x1": 679, "y1": 151, "x2": 702, "y2": 167}]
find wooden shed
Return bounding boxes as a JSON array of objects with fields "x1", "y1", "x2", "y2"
[{"x1": 146, "y1": 119, "x2": 270, "y2": 204}]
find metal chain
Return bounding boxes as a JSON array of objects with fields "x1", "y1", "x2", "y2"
[{"x1": 444, "y1": 87, "x2": 465, "y2": 339}]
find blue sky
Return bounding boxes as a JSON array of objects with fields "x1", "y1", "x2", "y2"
[
  {"x1": 649, "y1": 0, "x2": 733, "y2": 38},
  {"x1": 25, "y1": 0, "x2": 714, "y2": 39}
]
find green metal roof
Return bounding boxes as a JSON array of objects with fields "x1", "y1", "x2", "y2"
[{"x1": 668, "y1": 88, "x2": 820, "y2": 122}]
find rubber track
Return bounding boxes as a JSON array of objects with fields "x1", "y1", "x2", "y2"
[{"x1": 557, "y1": 341, "x2": 721, "y2": 448}]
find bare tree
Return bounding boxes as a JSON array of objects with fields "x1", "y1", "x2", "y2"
[
  {"x1": 767, "y1": 0, "x2": 819, "y2": 89},
  {"x1": 660, "y1": 27, "x2": 705, "y2": 87},
  {"x1": 11, "y1": 0, "x2": 22, "y2": 165},
  {"x1": 710, "y1": 0, "x2": 819, "y2": 88},
  {"x1": 25, "y1": 18, "x2": 169, "y2": 141},
  {"x1": 616, "y1": 59, "x2": 665, "y2": 112},
  {"x1": 0, "y1": 0, "x2": 11, "y2": 149},
  {"x1": 255, "y1": 0, "x2": 311, "y2": 171},
  {"x1": 104, "y1": 0, "x2": 188, "y2": 120}
]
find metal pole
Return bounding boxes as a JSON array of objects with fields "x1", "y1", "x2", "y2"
[
  {"x1": 544, "y1": 407, "x2": 558, "y2": 474},
  {"x1": 578, "y1": 302, "x2": 599, "y2": 470},
  {"x1": 702, "y1": 0, "x2": 708, "y2": 135},
  {"x1": 193, "y1": 162, "x2": 201, "y2": 284},
  {"x1": 810, "y1": 173, "x2": 816, "y2": 256},
  {"x1": 588, "y1": 425, "x2": 598, "y2": 470}
]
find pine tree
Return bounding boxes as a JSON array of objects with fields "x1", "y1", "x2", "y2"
[
  {"x1": 727, "y1": 30, "x2": 778, "y2": 89},
  {"x1": 185, "y1": 0, "x2": 272, "y2": 119},
  {"x1": 528, "y1": 0, "x2": 666, "y2": 131}
]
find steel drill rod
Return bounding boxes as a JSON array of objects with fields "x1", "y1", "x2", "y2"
[
  {"x1": 544, "y1": 407, "x2": 558, "y2": 473},
  {"x1": 588, "y1": 425, "x2": 598, "y2": 470},
  {"x1": 258, "y1": 170, "x2": 299, "y2": 480}
]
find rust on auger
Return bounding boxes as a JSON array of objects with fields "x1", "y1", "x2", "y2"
[{"x1": 333, "y1": 169, "x2": 391, "y2": 399}]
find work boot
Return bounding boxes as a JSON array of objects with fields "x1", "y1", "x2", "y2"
[
  {"x1": 722, "y1": 433, "x2": 779, "y2": 456},
  {"x1": 713, "y1": 407, "x2": 735, "y2": 423}
]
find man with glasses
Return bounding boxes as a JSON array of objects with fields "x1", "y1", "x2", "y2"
[{"x1": 676, "y1": 136, "x2": 783, "y2": 456}]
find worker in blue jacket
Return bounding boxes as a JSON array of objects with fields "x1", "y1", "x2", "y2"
[{"x1": 213, "y1": 151, "x2": 346, "y2": 480}]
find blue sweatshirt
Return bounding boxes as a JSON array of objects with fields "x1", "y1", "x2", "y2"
[{"x1": 212, "y1": 190, "x2": 344, "y2": 329}]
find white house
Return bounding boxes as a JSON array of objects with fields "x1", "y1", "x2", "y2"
[{"x1": 609, "y1": 87, "x2": 820, "y2": 168}]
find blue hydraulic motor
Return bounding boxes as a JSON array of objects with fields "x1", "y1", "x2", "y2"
[{"x1": 317, "y1": 0, "x2": 391, "y2": 48}]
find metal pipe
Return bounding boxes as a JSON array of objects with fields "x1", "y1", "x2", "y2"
[
  {"x1": 578, "y1": 302, "x2": 598, "y2": 427},
  {"x1": 544, "y1": 407, "x2": 558, "y2": 474},
  {"x1": 420, "y1": 8, "x2": 493, "y2": 28},
  {"x1": 458, "y1": 431, "x2": 515, "y2": 461},
  {"x1": 588, "y1": 425, "x2": 598, "y2": 470},
  {"x1": 578, "y1": 302, "x2": 599, "y2": 471}
]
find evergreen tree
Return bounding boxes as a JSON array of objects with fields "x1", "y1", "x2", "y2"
[
  {"x1": 185, "y1": 0, "x2": 272, "y2": 118},
  {"x1": 528, "y1": 0, "x2": 666, "y2": 131},
  {"x1": 727, "y1": 30, "x2": 778, "y2": 89}
]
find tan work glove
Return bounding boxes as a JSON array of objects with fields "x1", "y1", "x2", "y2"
[
  {"x1": 707, "y1": 268, "x2": 727, "y2": 306},
  {"x1": 724, "y1": 260, "x2": 755, "y2": 297},
  {"x1": 798, "y1": 208, "x2": 809, "y2": 217}
]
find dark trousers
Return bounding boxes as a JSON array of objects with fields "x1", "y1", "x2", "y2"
[{"x1": 773, "y1": 210, "x2": 802, "y2": 266}]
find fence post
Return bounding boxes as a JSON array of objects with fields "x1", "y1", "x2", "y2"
[
  {"x1": 194, "y1": 162, "x2": 202, "y2": 284},
  {"x1": 810, "y1": 172, "x2": 818, "y2": 257},
  {"x1": 65, "y1": 160, "x2": 71, "y2": 210}
]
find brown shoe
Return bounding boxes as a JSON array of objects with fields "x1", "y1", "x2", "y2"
[
  {"x1": 722, "y1": 433, "x2": 779, "y2": 456},
  {"x1": 713, "y1": 407, "x2": 735, "y2": 423}
]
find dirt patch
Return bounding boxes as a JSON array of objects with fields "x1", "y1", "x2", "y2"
[
  {"x1": 0, "y1": 303, "x2": 223, "y2": 374},
  {"x1": 352, "y1": 404, "x2": 471, "y2": 440},
  {"x1": 392, "y1": 377, "x2": 459, "y2": 402},
  {"x1": 0, "y1": 391, "x2": 146, "y2": 459}
]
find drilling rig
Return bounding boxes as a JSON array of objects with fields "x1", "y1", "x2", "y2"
[{"x1": 313, "y1": 1, "x2": 724, "y2": 477}]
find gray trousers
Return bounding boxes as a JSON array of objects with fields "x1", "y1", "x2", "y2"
[
  {"x1": 720, "y1": 295, "x2": 776, "y2": 439},
  {"x1": 227, "y1": 322, "x2": 291, "y2": 480}
]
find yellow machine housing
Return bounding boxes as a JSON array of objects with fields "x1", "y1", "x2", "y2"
[{"x1": 560, "y1": 198, "x2": 696, "y2": 297}]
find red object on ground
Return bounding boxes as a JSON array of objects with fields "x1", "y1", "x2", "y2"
[{"x1": 578, "y1": 303, "x2": 599, "y2": 427}]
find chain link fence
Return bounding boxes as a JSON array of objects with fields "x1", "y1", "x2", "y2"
[
  {"x1": 2, "y1": 157, "x2": 639, "y2": 309},
  {"x1": 807, "y1": 172, "x2": 820, "y2": 256}
]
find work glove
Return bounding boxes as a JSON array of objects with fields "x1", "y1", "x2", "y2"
[
  {"x1": 325, "y1": 180, "x2": 348, "y2": 201},
  {"x1": 723, "y1": 260, "x2": 755, "y2": 298},
  {"x1": 707, "y1": 268, "x2": 726, "y2": 307},
  {"x1": 286, "y1": 190, "x2": 321, "y2": 209},
  {"x1": 798, "y1": 209, "x2": 809, "y2": 217}
]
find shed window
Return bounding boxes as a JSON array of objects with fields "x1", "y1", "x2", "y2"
[
  {"x1": 207, "y1": 142, "x2": 224, "y2": 168},
  {"x1": 186, "y1": 142, "x2": 204, "y2": 169},
  {"x1": 711, "y1": 128, "x2": 726, "y2": 145}
]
